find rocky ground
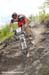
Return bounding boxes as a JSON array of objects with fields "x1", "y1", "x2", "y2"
[{"x1": 0, "y1": 22, "x2": 49, "y2": 75}]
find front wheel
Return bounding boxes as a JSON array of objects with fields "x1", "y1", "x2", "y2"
[{"x1": 19, "y1": 33, "x2": 28, "y2": 50}]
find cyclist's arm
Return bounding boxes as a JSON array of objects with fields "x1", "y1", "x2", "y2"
[
  {"x1": 10, "y1": 19, "x2": 14, "y2": 27},
  {"x1": 25, "y1": 18, "x2": 31, "y2": 24}
]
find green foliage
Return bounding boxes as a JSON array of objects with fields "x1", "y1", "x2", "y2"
[
  {"x1": 11, "y1": 22, "x2": 18, "y2": 30},
  {"x1": 35, "y1": 0, "x2": 49, "y2": 24},
  {"x1": 38, "y1": 11, "x2": 46, "y2": 23},
  {"x1": 38, "y1": 10, "x2": 49, "y2": 24},
  {"x1": 43, "y1": 0, "x2": 49, "y2": 8},
  {"x1": 29, "y1": 15, "x2": 35, "y2": 21},
  {"x1": 0, "y1": 23, "x2": 18, "y2": 41},
  {"x1": 29, "y1": 10, "x2": 49, "y2": 24},
  {"x1": 29, "y1": 15, "x2": 38, "y2": 22},
  {"x1": 2, "y1": 26, "x2": 10, "y2": 36}
]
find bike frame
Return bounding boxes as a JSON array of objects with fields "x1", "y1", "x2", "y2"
[{"x1": 15, "y1": 27, "x2": 27, "y2": 50}]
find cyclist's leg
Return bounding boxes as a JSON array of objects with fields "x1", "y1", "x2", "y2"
[{"x1": 26, "y1": 25, "x2": 32, "y2": 36}]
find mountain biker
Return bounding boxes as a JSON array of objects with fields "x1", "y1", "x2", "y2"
[
  {"x1": 10, "y1": 12, "x2": 32, "y2": 37},
  {"x1": 10, "y1": 12, "x2": 30, "y2": 29}
]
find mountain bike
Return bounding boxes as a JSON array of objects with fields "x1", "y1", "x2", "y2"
[{"x1": 14, "y1": 27, "x2": 28, "y2": 54}]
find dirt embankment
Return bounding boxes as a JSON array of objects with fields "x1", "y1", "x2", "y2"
[{"x1": 0, "y1": 22, "x2": 49, "y2": 75}]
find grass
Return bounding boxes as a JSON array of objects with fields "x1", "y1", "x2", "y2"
[
  {"x1": 0, "y1": 23, "x2": 18, "y2": 42},
  {"x1": 0, "y1": 32, "x2": 14, "y2": 42}
]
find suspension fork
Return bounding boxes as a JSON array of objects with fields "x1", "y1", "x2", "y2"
[{"x1": 19, "y1": 33, "x2": 28, "y2": 50}]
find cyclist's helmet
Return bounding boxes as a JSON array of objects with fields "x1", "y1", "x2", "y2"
[{"x1": 12, "y1": 13, "x2": 17, "y2": 19}]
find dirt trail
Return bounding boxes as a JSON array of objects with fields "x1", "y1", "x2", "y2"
[{"x1": 0, "y1": 22, "x2": 49, "y2": 75}]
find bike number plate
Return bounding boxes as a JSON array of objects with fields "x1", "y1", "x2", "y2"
[{"x1": 16, "y1": 27, "x2": 21, "y2": 33}]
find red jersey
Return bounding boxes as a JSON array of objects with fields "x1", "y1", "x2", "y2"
[{"x1": 11, "y1": 15, "x2": 28, "y2": 27}]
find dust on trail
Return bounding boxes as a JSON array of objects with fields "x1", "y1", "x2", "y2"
[
  {"x1": 0, "y1": 22, "x2": 49, "y2": 75},
  {"x1": 30, "y1": 23, "x2": 46, "y2": 47}
]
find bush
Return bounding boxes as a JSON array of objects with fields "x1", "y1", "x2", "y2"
[{"x1": 0, "y1": 23, "x2": 18, "y2": 41}]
